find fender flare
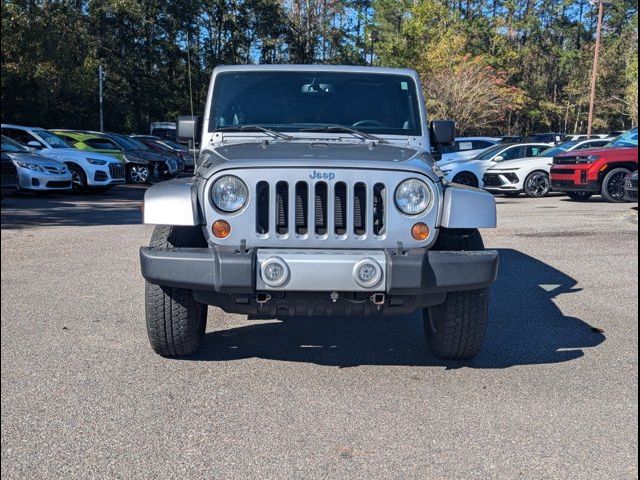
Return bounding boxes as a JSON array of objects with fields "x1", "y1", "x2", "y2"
[
  {"x1": 440, "y1": 183, "x2": 497, "y2": 229},
  {"x1": 143, "y1": 178, "x2": 201, "y2": 226}
]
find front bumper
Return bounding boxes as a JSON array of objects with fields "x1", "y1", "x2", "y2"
[
  {"x1": 17, "y1": 169, "x2": 73, "y2": 191},
  {"x1": 140, "y1": 246, "x2": 499, "y2": 295},
  {"x1": 550, "y1": 165, "x2": 600, "y2": 192},
  {"x1": 483, "y1": 171, "x2": 522, "y2": 192}
]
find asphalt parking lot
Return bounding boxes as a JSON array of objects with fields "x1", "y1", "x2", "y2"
[{"x1": 1, "y1": 186, "x2": 638, "y2": 479}]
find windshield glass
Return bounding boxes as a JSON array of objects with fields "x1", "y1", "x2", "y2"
[
  {"x1": 608, "y1": 128, "x2": 638, "y2": 147},
  {"x1": 35, "y1": 130, "x2": 72, "y2": 148},
  {"x1": 162, "y1": 140, "x2": 188, "y2": 151},
  {"x1": 209, "y1": 71, "x2": 422, "y2": 136},
  {"x1": 474, "y1": 145, "x2": 505, "y2": 160},
  {"x1": 538, "y1": 141, "x2": 581, "y2": 157},
  {"x1": 108, "y1": 134, "x2": 147, "y2": 151},
  {"x1": 1, "y1": 135, "x2": 29, "y2": 153}
]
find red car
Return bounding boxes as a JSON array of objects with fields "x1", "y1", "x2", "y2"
[{"x1": 551, "y1": 128, "x2": 638, "y2": 202}]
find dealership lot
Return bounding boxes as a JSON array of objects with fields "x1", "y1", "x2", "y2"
[{"x1": 1, "y1": 187, "x2": 637, "y2": 479}]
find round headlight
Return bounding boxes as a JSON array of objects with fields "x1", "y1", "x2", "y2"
[
  {"x1": 394, "y1": 179, "x2": 431, "y2": 215},
  {"x1": 211, "y1": 175, "x2": 249, "y2": 212}
]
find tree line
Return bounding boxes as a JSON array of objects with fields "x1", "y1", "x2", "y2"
[{"x1": 1, "y1": 0, "x2": 637, "y2": 136}]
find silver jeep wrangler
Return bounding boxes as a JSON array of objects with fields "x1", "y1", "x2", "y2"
[{"x1": 140, "y1": 65, "x2": 499, "y2": 360}]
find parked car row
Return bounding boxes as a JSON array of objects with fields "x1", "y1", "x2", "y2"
[
  {"x1": 438, "y1": 128, "x2": 638, "y2": 203},
  {"x1": 0, "y1": 123, "x2": 192, "y2": 194}
]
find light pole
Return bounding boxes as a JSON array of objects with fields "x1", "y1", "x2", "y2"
[
  {"x1": 587, "y1": 0, "x2": 609, "y2": 137},
  {"x1": 98, "y1": 65, "x2": 106, "y2": 132},
  {"x1": 369, "y1": 30, "x2": 379, "y2": 66}
]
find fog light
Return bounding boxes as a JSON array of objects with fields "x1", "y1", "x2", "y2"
[
  {"x1": 261, "y1": 257, "x2": 290, "y2": 287},
  {"x1": 411, "y1": 222, "x2": 430, "y2": 241},
  {"x1": 212, "y1": 220, "x2": 231, "y2": 238},
  {"x1": 353, "y1": 258, "x2": 382, "y2": 288}
]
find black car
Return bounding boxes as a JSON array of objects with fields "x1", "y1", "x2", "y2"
[
  {"x1": 526, "y1": 133, "x2": 567, "y2": 144},
  {"x1": 1, "y1": 151, "x2": 18, "y2": 197},
  {"x1": 87, "y1": 132, "x2": 179, "y2": 184},
  {"x1": 130, "y1": 135, "x2": 186, "y2": 172}
]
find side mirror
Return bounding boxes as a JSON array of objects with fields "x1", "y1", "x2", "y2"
[
  {"x1": 27, "y1": 140, "x2": 43, "y2": 150},
  {"x1": 430, "y1": 120, "x2": 456, "y2": 147},
  {"x1": 176, "y1": 115, "x2": 202, "y2": 145},
  {"x1": 493, "y1": 155, "x2": 505, "y2": 162}
]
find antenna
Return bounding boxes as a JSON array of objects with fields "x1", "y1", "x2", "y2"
[{"x1": 186, "y1": 30, "x2": 197, "y2": 167}]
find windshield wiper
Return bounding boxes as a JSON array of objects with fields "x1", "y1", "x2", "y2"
[
  {"x1": 216, "y1": 125, "x2": 293, "y2": 141},
  {"x1": 300, "y1": 125, "x2": 387, "y2": 143}
]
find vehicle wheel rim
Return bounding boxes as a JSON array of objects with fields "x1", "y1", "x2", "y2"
[
  {"x1": 607, "y1": 172, "x2": 628, "y2": 201},
  {"x1": 130, "y1": 166, "x2": 149, "y2": 183},
  {"x1": 71, "y1": 170, "x2": 84, "y2": 189},
  {"x1": 526, "y1": 173, "x2": 550, "y2": 197}
]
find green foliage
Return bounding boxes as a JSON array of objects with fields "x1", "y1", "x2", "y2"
[{"x1": 1, "y1": 0, "x2": 637, "y2": 134}]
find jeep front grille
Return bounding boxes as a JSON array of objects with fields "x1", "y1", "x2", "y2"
[
  {"x1": 255, "y1": 179, "x2": 386, "y2": 239},
  {"x1": 204, "y1": 169, "x2": 440, "y2": 249}
]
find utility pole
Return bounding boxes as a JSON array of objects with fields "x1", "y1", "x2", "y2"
[
  {"x1": 587, "y1": 0, "x2": 608, "y2": 137},
  {"x1": 369, "y1": 30, "x2": 379, "y2": 66},
  {"x1": 98, "y1": 65, "x2": 106, "y2": 132}
]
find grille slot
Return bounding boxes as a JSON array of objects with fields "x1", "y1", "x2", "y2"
[
  {"x1": 295, "y1": 182, "x2": 308, "y2": 235},
  {"x1": 275, "y1": 182, "x2": 289, "y2": 235},
  {"x1": 373, "y1": 183, "x2": 385, "y2": 236},
  {"x1": 334, "y1": 182, "x2": 347, "y2": 235},
  {"x1": 256, "y1": 181, "x2": 270, "y2": 235},
  {"x1": 353, "y1": 182, "x2": 367, "y2": 236},
  {"x1": 315, "y1": 182, "x2": 328, "y2": 235}
]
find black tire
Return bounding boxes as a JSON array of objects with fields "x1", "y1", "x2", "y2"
[
  {"x1": 145, "y1": 225, "x2": 208, "y2": 357},
  {"x1": 68, "y1": 164, "x2": 87, "y2": 192},
  {"x1": 523, "y1": 171, "x2": 551, "y2": 198},
  {"x1": 566, "y1": 191, "x2": 594, "y2": 201},
  {"x1": 601, "y1": 167, "x2": 631, "y2": 203},
  {"x1": 424, "y1": 228, "x2": 489, "y2": 360},
  {"x1": 452, "y1": 172, "x2": 479, "y2": 188}
]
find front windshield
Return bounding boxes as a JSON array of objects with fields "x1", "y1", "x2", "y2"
[
  {"x1": 538, "y1": 141, "x2": 581, "y2": 157},
  {"x1": 108, "y1": 134, "x2": 147, "y2": 151},
  {"x1": 35, "y1": 130, "x2": 72, "y2": 148},
  {"x1": 162, "y1": 140, "x2": 188, "y2": 151},
  {"x1": 608, "y1": 128, "x2": 638, "y2": 147},
  {"x1": 1, "y1": 135, "x2": 29, "y2": 153},
  {"x1": 474, "y1": 145, "x2": 505, "y2": 161},
  {"x1": 209, "y1": 71, "x2": 422, "y2": 136}
]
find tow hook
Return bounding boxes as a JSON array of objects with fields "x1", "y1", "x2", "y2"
[
  {"x1": 370, "y1": 293, "x2": 385, "y2": 305},
  {"x1": 256, "y1": 293, "x2": 271, "y2": 304}
]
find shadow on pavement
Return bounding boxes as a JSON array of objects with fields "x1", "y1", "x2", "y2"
[
  {"x1": 0, "y1": 185, "x2": 146, "y2": 229},
  {"x1": 194, "y1": 249, "x2": 605, "y2": 368}
]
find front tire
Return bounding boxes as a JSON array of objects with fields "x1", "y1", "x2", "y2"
[
  {"x1": 145, "y1": 225, "x2": 208, "y2": 357},
  {"x1": 127, "y1": 164, "x2": 150, "y2": 184},
  {"x1": 68, "y1": 164, "x2": 87, "y2": 192},
  {"x1": 424, "y1": 229, "x2": 489, "y2": 360},
  {"x1": 452, "y1": 172, "x2": 479, "y2": 188},
  {"x1": 524, "y1": 171, "x2": 551, "y2": 198},
  {"x1": 601, "y1": 168, "x2": 631, "y2": 203}
]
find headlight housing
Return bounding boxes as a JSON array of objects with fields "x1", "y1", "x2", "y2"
[
  {"x1": 576, "y1": 155, "x2": 601, "y2": 164},
  {"x1": 394, "y1": 179, "x2": 432, "y2": 215},
  {"x1": 15, "y1": 161, "x2": 45, "y2": 172},
  {"x1": 86, "y1": 158, "x2": 107, "y2": 165},
  {"x1": 212, "y1": 175, "x2": 249, "y2": 212}
]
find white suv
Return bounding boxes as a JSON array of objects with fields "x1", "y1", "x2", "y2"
[{"x1": 1, "y1": 124, "x2": 125, "y2": 191}]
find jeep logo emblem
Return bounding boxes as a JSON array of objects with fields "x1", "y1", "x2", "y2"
[{"x1": 309, "y1": 170, "x2": 336, "y2": 181}]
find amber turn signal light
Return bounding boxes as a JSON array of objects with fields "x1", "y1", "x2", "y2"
[
  {"x1": 212, "y1": 220, "x2": 231, "y2": 238},
  {"x1": 411, "y1": 222, "x2": 430, "y2": 241}
]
